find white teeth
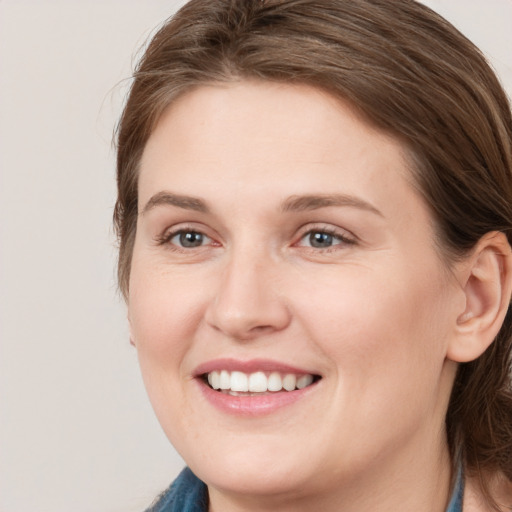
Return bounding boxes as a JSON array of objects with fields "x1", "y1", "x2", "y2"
[
  {"x1": 208, "y1": 371, "x2": 220, "y2": 390},
  {"x1": 282, "y1": 374, "x2": 296, "y2": 391},
  {"x1": 230, "y1": 371, "x2": 249, "y2": 392},
  {"x1": 267, "y1": 372, "x2": 282, "y2": 392},
  {"x1": 205, "y1": 370, "x2": 316, "y2": 393},
  {"x1": 219, "y1": 370, "x2": 230, "y2": 390},
  {"x1": 248, "y1": 371, "x2": 267, "y2": 392},
  {"x1": 296, "y1": 374, "x2": 314, "y2": 389}
]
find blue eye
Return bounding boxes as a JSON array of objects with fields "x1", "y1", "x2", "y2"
[
  {"x1": 298, "y1": 229, "x2": 354, "y2": 249},
  {"x1": 308, "y1": 231, "x2": 335, "y2": 248},
  {"x1": 170, "y1": 230, "x2": 211, "y2": 248}
]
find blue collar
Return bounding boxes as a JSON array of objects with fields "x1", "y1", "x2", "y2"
[
  {"x1": 147, "y1": 465, "x2": 464, "y2": 512},
  {"x1": 145, "y1": 467, "x2": 208, "y2": 512},
  {"x1": 446, "y1": 463, "x2": 464, "y2": 512}
]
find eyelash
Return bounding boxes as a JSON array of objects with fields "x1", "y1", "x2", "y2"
[
  {"x1": 155, "y1": 225, "x2": 356, "y2": 252},
  {"x1": 295, "y1": 226, "x2": 356, "y2": 251},
  {"x1": 155, "y1": 225, "x2": 215, "y2": 251}
]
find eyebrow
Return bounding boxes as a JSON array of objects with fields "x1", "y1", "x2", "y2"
[
  {"x1": 141, "y1": 191, "x2": 210, "y2": 215},
  {"x1": 141, "y1": 191, "x2": 382, "y2": 217},
  {"x1": 281, "y1": 194, "x2": 383, "y2": 216}
]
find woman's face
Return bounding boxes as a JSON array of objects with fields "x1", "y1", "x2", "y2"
[{"x1": 129, "y1": 82, "x2": 462, "y2": 502}]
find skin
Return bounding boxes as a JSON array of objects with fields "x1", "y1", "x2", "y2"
[{"x1": 128, "y1": 81, "x2": 508, "y2": 511}]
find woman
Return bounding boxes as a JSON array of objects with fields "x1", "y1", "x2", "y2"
[{"x1": 114, "y1": 0, "x2": 512, "y2": 510}]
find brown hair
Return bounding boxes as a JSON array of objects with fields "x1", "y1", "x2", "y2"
[{"x1": 115, "y1": 0, "x2": 512, "y2": 507}]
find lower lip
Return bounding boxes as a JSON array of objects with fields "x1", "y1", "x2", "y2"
[{"x1": 196, "y1": 379, "x2": 319, "y2": 416}]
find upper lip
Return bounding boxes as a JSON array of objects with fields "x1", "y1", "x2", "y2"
[{"x1": 194, "y1": 358, "x2": 320, "y2": 377}]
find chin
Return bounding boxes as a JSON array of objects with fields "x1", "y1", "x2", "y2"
[
  {"x1": 197, "y1": 460, "x2": 311, "y2": 497},
  {"x1": 182, "y1": 437, "x2": 317, "y2": 496}
]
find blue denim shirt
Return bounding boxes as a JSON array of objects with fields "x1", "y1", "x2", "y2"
[
  {"x1": 146, "y1": 466, "x2": 464, "y2": 512},
  {"x1": 146, "y1": 468, "x2": 208, "y2": 512}
]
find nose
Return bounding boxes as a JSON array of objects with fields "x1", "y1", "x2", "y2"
[{"x1": 204, "y1": 250, "x2": 291, "y2": 341}]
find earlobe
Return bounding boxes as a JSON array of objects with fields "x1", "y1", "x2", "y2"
[{"x1": 448, "y1": 232, "x2": 512, "y2": 363}]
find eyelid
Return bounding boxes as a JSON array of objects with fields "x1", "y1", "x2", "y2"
[
  {"x1": 155, "y1": 223, "x2": 220, "y2": 248},
  {"x1": 170, "y1": 230, "x2": 213, "y2": 247},
  {"x1": 294, "y1": 223, "x2": 357, "y2": 248}
]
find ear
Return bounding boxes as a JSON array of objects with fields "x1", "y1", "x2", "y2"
[{"x1": 447, "y1": 231, "x2": 512, "y2": 363}]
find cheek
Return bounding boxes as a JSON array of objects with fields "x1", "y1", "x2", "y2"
[
  {"x1": 295, "y1": 262, "x2": 452, "y2": 403},
  {"x1": 128, "y1": 264, "x2": 208, "y2": 436},
  {"x1": 128, "y1": 261, "x2": 206, "y2": 354},
  {"x1": 127, "y1": 264, "x2": 209, "y2": 428}
]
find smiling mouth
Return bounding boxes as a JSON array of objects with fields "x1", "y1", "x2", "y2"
[{"x1": 202, "y1": 370, "x2": 321, "y2": 396}]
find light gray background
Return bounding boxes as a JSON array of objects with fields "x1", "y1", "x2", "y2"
[{"x1": 0, "y1": 1, "x2": 511, "y2": 511}]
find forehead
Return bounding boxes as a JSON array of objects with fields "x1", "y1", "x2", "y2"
[{"x1": 139, "y1": 81, "x2": 415, "y2": 204}]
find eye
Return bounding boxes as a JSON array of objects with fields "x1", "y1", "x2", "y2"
[
  {"x1": 307, "y1": 231, "x2": 336, "y2": 248},
  {"x1": 166, "y1": 229, "x2": 213, "y2": 248},
  {"x1": 297, "y1": 228, "x2": 355, "y2": 249}
]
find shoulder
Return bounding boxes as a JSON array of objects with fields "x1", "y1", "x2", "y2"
[{"x1": 464, "y1": 472, "x2": 512, "y2": 512}]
